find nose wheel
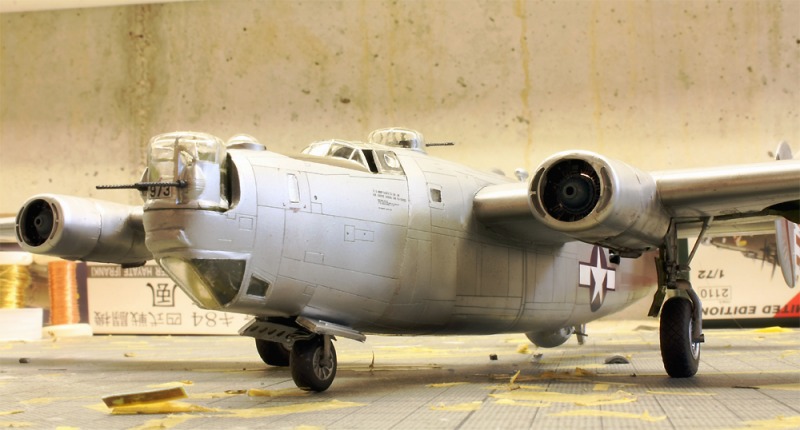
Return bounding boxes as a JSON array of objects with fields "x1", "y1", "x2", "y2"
[{"x1": 290, "y1": 335, "x2": 337, "y2": 392}]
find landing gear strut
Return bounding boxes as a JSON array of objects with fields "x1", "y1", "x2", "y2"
[{"x1": 649, "y1": 219, "x2": 709, "y2": 378}]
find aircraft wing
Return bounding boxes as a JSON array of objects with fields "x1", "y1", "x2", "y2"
[
  {"x1": 0, "y1": 217, "x2": 16, "y2": 244},
  {"x1": 474, "y1": 151, "x2": 800, "y2": 257}
]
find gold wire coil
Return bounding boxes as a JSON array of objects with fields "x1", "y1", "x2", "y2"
[
  {"x1": 48, "y1": 260, "x2": 80, "y2": 325},
  {"x1": 0, "y1": 264, "x2": 31, "y2": 309}
]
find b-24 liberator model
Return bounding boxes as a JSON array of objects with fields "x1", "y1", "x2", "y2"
[{"x1": 14, "y1": 128, "x2": 800, "y2": 391}]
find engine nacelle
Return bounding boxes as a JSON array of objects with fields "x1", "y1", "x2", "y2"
[
  {"x1": 529, "y1": 151, "x2": 671, "y2": 255},
  {"x1": 16, "y1": 194, "x2": 151, "y2": 265}
]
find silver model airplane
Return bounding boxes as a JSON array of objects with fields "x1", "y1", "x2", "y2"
[{"x1": 13, "y1": 128, "x2": 800, "y2": 392}]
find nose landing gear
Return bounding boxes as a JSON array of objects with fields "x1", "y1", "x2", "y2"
[
  {"x1": 291, "y1": 335, "x2": 337, "y2": 392},
  {"x1": 240, "y1": 317, "x2": 358, "y2": 392}
]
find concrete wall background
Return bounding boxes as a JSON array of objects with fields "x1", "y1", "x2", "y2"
[{"x1": 1, "y1": 0, "x2": 798, "y2": 214}]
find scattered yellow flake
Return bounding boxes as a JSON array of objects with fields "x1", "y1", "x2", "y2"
[
  {"x1": 102, "y1": 386, "x2": 187, "y2": 408},
  {"x1": 516, "y1": 344, "x2": 530, "y2": 354},
  {"x1": 756, "y1": 383, "x2": 800, "y2": 391},
  {"x1": 752, "y1": 327, "x2": 793, "y2": 334},
  {"x1": 494, "y1": 398, "x2": 550, "y2": 408},
  {"x1": 739, "y1": 415, "x2": 800, "y2": 429},
  {"x1": 518, "y1": 367, "x2": 597, "y2": 381},
  {"x1": 593, "y1": 384, "x2": 610, "y2": 392},
  {"x1": 549, "y1": 409, "x2": 666, "y2": 422},
  {"x1": 124, "y1": 352, "x2": 136, "y2": 358},
  {"x1": 427, "y1": 382, "x2": 468, "y2": 388},
  {"x1": 510, "y1": 370, "x2": 521, "y2": 384},
  {"x1": 111, "y1": 401, "x2": 217, "y2": 415},
  {"x1": 189, "y1": 391, "x2": 243, "y2": 399},
  {"x1": 147, "y1": 381, "x2": 193, "y2": 389},
  {"x1": 0, "y1": 412, "x2": 22, "y2": 417},
  {"x1": 487, "y1": 383, "x2": 545, "y2": 391},
  {"x1": 217, "y1": 400, "x2": 363, "y2": 418},
  {"x1": 430, "y1": 401, "x2": 482, "y2": 412},
  {"x1": 646, "y1": 390, "x2": 715, "y2": 396},
  {"x1": 246, "y1": 388, "x2": 309, "y2": 398},
  {"x1": 128, "y1": 414, "x2": 200, "y2": 430},
  {"x1": 491, "y1": 389, "x2": 636, "y2": 406}
]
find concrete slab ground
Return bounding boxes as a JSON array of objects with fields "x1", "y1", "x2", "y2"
[{"x1": 1, "y1": 320, "x2": 798, "y2": 429}]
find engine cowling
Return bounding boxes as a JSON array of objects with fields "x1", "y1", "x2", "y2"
[
  {"x1": 529, "y1": 151, "x2": 671, "y2": 255},
  {"x1": 16, "y1": 194, "x2": 151, "y2": 265}
]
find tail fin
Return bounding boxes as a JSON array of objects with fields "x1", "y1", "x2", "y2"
[{"x1": 774, "y1": 142, "x2": 799, "y2": 288}]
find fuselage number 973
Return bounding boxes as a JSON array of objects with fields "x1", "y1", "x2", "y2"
[{"x1": 148, "y1": 185, "x2": 172, "y2": 199}]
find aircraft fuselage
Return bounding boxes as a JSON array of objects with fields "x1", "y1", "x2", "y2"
[{"x1": 143, "y1": 140, "x2": 656, "y2": 336}]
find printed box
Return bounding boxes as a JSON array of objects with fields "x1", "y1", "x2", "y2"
[{"x1": 87, "y1": 263, "x2": 251, "y2": 334}]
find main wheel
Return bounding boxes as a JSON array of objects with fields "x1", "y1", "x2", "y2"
[
  {"x1": 290, "y1": 336, "x2": 337, "y2": 392},
  {"x1": 660, "y1": 297, "x2": 700, "y2": 377},
  {"x1": 255, "y1": 339, "x2": 290, "y2": 367}
]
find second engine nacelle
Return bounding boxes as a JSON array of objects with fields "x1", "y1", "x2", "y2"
[
  {"x1": 16, "y1": 194, "x2": 152, "y2": 265},
  {"x1": 529, "y1": 151, "x2": 671, "y2": 255}
]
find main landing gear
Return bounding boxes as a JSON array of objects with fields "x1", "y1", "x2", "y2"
[
  {"x1": 253, "y1": 334, "x2": 337, "y2": 392},
  {"x1": 240, "y1": 317, "x2": 363, "y2": 392},
  {"x1": 649, "y1": 220, "x2": 709, "y2": 378}
]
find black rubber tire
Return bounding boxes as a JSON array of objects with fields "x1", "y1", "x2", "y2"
[
  {"x1": 290, "y1": 336, "x2": 337, "y2": 392},
  {"x1": 255, "y1": 339, "x2": 290, "y2": 367},
  {"x1": 660, "y1": 297, "x2": 700, "y2": 378}
]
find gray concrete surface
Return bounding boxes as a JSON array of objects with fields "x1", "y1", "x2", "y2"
[{"x1": 1, "y1": 320, "x2": 799, "y2": 429}]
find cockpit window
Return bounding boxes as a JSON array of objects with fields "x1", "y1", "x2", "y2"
[{"x1": 301, "y1": 140, "x2": 404, "y2": 176}]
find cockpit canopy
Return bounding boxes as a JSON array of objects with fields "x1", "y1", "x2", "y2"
[
  {"x1": 302, "y1": 139, "x2": 368, "y2": 166},
  {"x1": 300, "y1": 139, "x2": 405, "y2": 175}
]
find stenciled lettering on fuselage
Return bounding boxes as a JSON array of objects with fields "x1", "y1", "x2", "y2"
[{"x1": 579, "y1": 246, "x2": 617, "y2": 312}]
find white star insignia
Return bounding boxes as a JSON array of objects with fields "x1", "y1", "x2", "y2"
[{"x1": 579, "y1": 246, "x2": 616, "y2": 312}]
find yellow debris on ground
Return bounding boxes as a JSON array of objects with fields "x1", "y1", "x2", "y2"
[
  {"x1": 427, "y1": 382, "x2": 468, "y2": 388},
  {"x1": 646, "y1": 390, "x2": 716, "y2": 396},
  {"x1": 102, "y1": 386, "x2": 188, "y2": 408},
  {"x1": 110, "y1": 401, "x2": 217, "y2": 415},
  {"x1": 491, "y1": 389, "x2": 636, "y2": 407},
  {"x1": 755, "y1": 383, "x2": 800, "y2": 391},
  {"x1": 127, "y1": 414, "x2": 199, "y2": 430},
  {"x1": 493, "y1": 398, "x2": 551, "y2": 408},
  {"x1": 216, "y1": 400, "x2": 364, "y2": 419},
  {"x1": 430, "y1": 401, "x2": 482, "y2": 412},
  {"x1": 246, "y1": 388, "x2": 309, "y2": 397},
  {"x1": 738, "y1": 415, "x2": 800, "y2": 429},
  {"x1": 548, "y1": 409, "x2": 666, "y2": 422}
]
